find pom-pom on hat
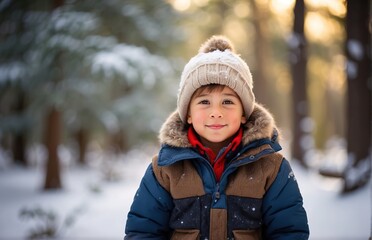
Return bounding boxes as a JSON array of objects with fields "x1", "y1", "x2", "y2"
[{"x1": 177, "y1": 35, "x2": 255, "y2": 123}]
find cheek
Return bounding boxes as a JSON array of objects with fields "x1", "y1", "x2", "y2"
[{"x1": 188, "y1": 110, "x2": 205, "y2": 124}]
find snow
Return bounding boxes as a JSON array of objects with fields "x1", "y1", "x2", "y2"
[
  {"x1": 347, "y1": 39, "x2": 364, "y2": 61},
  {"x1": 0, "y1": 147, "x2": 371, "y2": 239},
  {"x1": 343, "y1": 156, "x2": 371, "y2": 189},
  {"x1": 92, "y1": 51, "x2": 131, "y2": 79},
  {"x1": 287, "y1": 33, "x2": 303, "y2": 49},
  {"x1": 300, "y1": 117, "x2": 314, "y2": 133},
  {"x1": 0, "y1": 62, "x2": 26, "y2": 83},
  {"x1": 300, "y1": 134, "x2": 315, "y2": 151},
  {"x1": 100, "y1": 111, "x2": 120, "y2": 133},
  {"x1": 91, "y1": 44, "x2": 172, "y2": 85},
  {"x1": 347, "y1": 60, "x2": 358, "y2": 79},
  {"x1": 294, "y1": 163, "x2": 371, "y2": 239},
  {"x1": 51, "y1": 11, "x2": 98, "y2": 33}
]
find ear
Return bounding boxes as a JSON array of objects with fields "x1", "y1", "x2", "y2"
[
  {"x1": 241, "y1": 115, "x2": 247, "y2": 124},
  {"x1": 187, "y1": 115, "x2": 192, "y2": 124}
]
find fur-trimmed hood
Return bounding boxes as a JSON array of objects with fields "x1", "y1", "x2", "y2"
[{"x1": 159, "y1": 103, "x2": 278, "y2": 148}]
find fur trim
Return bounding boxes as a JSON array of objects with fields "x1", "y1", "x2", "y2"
[
  {"x1": 242, "y1": 103, "x2": 277, "y2": 145},
  {"x1": 158, "y1": 110, "x2": 192, "y2": 148},
  {"x1": 159, "y1": 103, "x2": 278, "y2": 148}
]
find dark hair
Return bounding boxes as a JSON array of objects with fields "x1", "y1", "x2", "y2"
[{"x1": 191, "y1": 84, "x2": 227, "y2": 99}]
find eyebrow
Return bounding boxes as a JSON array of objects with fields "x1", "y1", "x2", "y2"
[{"x1": 222, "y1": 93, "x2": 239, "y2": 98}]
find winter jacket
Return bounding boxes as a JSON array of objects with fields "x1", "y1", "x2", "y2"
[{"x1": 125, "y1": 104, "x2": 309, "y2": 240}]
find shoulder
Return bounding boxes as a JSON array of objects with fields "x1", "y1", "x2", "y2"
[
  {"x1": 245, "y1": 150, "x2": 284, "y2": 187},
  {"x1": 226, "y1": 152, "x2": 283, "y2": 198},
  {"x1": 260, "y1": 152, "x2": 284, "y2": 184},
  {"x1": 263, "y1": 158, "x2": 303, "y2": 203},
  {"x1": 152, "y1": 154, "x2": 205, "y2": 199}
]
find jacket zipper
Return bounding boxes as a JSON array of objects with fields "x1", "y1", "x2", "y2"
[
  {"x1": 198, "y1": 157, "x2": 221, "y2": 203},
  {"x1": 214, "y1": 183, "x2": 220, "y2": 200},
  {"x1": 203, "y1": 148, "x2": 275, "y2": 204}
]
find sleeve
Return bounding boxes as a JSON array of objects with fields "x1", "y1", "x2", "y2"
[
  {"x1": 261, "y1": 159, "x2": 310, "y2": 240},
  {"x1": 124, "y1": 164, "x2": 174, "y2": 239}
]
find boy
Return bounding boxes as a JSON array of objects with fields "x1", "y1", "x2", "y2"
[{"x1": 125, "y1": 36, "x2": 309, "y2": 239}]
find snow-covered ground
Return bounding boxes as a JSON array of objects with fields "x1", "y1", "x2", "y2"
[{"x1": 0, "y1": 147, "x2": 371, "y2": 239}]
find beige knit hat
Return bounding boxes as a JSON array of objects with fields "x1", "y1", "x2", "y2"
[{"x1": 177, "y1": 35, "x2": 255, "y2": 123}]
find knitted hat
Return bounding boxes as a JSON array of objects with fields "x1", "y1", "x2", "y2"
[{"x1": 177, "y1": 35, "x2": 255, "y2": 123}]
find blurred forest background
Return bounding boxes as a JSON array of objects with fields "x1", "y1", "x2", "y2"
[{"x1": 0, "y1": 0, "x2": 370, "y2": 194}]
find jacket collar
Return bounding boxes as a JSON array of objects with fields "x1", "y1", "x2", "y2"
[
  {"x1": 158, "y1": 103, "x2": 279, "y2": 148},
  {"x1": 187, "y1": 127, "x2": 242, "y2": 158}
]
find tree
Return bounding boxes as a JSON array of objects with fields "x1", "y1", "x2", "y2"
[
  {"x1": 343, "y1": 0, "x2": 371, "y2": 192},
  {"x1": 0, "y1": 1, "x2": 35, "y2": 166},
  {"x1": 288, "y1": 0, "x2": 309, "y2": 167},
  {"x1": 0, "y1": 0, "x2": 180, "y2": 189},
  {"x1": 44, "y1": 107, "x2": 62, "y2": 189},
  {"x1": 41, "y1": 1, "x2": 178, "y2": 187},
  {"x1": 43, "y1": 0, "x2": 65, "y2": 189},
  {"x1": 249, "y1": 0, "x2": 272, "y2": 106}
]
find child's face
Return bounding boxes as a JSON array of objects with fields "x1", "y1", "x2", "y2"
[{"x1": 187, "y1": 86, "x2": 246, "y2": 146}]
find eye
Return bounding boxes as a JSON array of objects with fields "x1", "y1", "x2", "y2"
[
  {"x1": 198, "y1": 99, "x2": 210, "y2": 105},
  {"x1": 223, "y1": 99, "x2": 234, "y2": 105}
]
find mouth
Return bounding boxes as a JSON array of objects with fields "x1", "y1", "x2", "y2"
[{"x1": 206, "y1": 124, "x2": 226, "y2": 130}]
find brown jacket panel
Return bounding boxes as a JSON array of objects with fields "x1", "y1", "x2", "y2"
[
  {"x1": 225, "y1": 151, "x2": 283, "y2": 198},
  {"x1": 152, "y1": 155, "x2": 205, "y2": 199}
]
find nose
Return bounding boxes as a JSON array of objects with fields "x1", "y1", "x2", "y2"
[{"x1": 209, "y1": 107, "x2": 223, "y2": 118}]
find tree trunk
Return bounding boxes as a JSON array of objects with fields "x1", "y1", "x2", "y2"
[
  {"x1": 289, "y1": 0, "x2": 309, "y2": 167},
  {"x1": 1, "y1": 2, "x2": 30, "y2": 166},
  {"x1": 12, "y1": 90, "x2": 27, "y2": 166},
  {"x1": 44, "y1": 107, "x2": 62, "y2": 189},
  {"x1": 43, "y1": 0, "x2": 64, "y2": 190},
  {"x1": 249, "y1": 0, "x2": 271, "y2": 106},
  {"x1": 12, "y1": 133, "x2": 26, "y2": 165},
  {"x1": 109, "y1": 129, "x2": 128, "y2": 153},
  {"x1": 76, "y1": 128, "x2": 88, "y2": 165},
  {"x1": 343, "y1": 0, "x2": 371, "y2": 192}
]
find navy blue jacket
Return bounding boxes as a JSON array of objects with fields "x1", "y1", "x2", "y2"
[{"x1": 125, "y1": 105, "x2": 309, "y2": 239}]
